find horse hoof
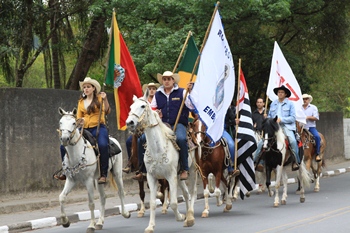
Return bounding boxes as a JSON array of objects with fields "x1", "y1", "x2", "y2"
[
  {"x1": 95, "y1": 224, "x2": 103, "y2": 230},
  {"x1": 86, "y1": 227, "x2": 95, "y2": 233},
  {"x1": 300, "y1": 197, "x2": 305, "y2": 203},
  {"x1": 138, "y1": 211, "x2": 145, "y2": 218},
  {"x1": 144, "y1": 227, "x2": 154, "y2": 233},
  {"x1": 314, "y1": 188, "x2": 319, "y2": 192},
  {"x1": 246, "y1": 192, "x2": 251, "y2": 198},
  {"x1": 273, "y1": 203, "x2": 279, "y2": 207},
  {"x1": 62, "y1": 221, "x2": 70, "y2": 228},
  {"x1": 281, "y1": 200, "x2": 286, "y2": 205},
  {"x1": 123, "y1": 212, "x2": 131, "y2": 219},
  {"x1": 201, "y1": 212, "x2": 208, "y2": 218},
  {"x1": 184, "y1": 218, "x2": 195, "y2": 227},
  {"x1": 161, "y1": 209, "x2": 168, "y2": 214},
  {"x1": 225, "y1": 204, "x2": 232, "y2": 211}
]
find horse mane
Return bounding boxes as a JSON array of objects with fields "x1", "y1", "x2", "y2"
[
  {"x1": 262, "y1": 117, "x2": 280, "y2": 137},
  {"x1": 150, "y1": 107, "x2": 176, "y2": 138}
]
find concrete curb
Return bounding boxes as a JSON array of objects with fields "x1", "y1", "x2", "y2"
[{"x1": 1, "y1": 167, "x2": 348, "y2": 233}]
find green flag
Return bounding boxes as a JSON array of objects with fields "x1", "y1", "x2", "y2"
[{"x1": 177, "y1": 35, "x2": 199, "y2": 89}]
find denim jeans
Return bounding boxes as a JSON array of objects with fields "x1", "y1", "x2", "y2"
[
  {"x1": 222, "y1": 130, "x2": 235, "y2": 172},
  {"x1": 308, "y1": 127, "x2": 321, "y2": 155}
]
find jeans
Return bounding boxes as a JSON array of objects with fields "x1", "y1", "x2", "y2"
[
  {"x1": 126, "y1": 135, "x2": 132, "y2": 160},
  {"x1": 138, "y1": 134, "x2": 147, "y2": 173},
  {"x1": 222, "y1": 130, "x2": 235, "y2": 172},
  {"x1": 308, "y1": 127, "x2": 321, "y2": 155},
  {"x1": 173, "y1": 123, "x2": 189, "y2": 171}
]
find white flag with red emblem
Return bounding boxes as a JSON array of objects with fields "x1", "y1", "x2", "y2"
[{"x1": 267, "y1": 41, "x2": 306, "y2": 124}]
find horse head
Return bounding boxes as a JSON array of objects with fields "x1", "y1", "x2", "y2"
[
  {"x1": 58, "y1": 107, "x2": 83, "y2": 146},
  {"x1": 190, "y1": 117, "x2": 209, "y2": 146},
  {"x1": 126, "y1": 92, "x2": 159, "y2": 134},
  {"x1": 261, "y1": 116, "x2": 280, "y2": 149}
]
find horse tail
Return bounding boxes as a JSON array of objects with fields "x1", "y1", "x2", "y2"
[
  {"x1": 109, "y1": 171, "x2": 119, "y2": 191},
  {"x1": 208, "y1": 173, "x2": 215, "y2": 193},
  {"x1": 299, "y1": 161, "x2": 312, "y2": 188}
]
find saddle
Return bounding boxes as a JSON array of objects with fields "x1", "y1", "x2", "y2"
[
  {"x1": 302, "y1": 129, "x2": 316, "y2": 145},
  {"x1": 82, "y1": 129, "x2": 121, "y2": 157}
]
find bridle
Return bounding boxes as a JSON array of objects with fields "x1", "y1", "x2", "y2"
[
  {"x1": 129, "y1": 99, "x2": 159, "y2": 130},
  {"x1": 263, "y1": 134, "x2": 284, "y2": 153},
  {"x1": 58, "y1": 115, "x2": 83, "y2": 146}
]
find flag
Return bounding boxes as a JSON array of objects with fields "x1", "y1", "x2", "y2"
[
  {"x1": 267, "y1": 41, "x2": 306, "y2": 124},
  {"x1": 105, "y1": 11, "x2": 143, "y2": 130},
  {"x1": 189, "y1": 10, "x2": 235, "y2": 144},
  {"x1": 236, "y1": 68, "x2": 257, "y2": 199},
  {"x1": 176, "y1": 35, "x2": 199, "y2": 88}
]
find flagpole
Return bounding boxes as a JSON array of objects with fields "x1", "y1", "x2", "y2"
[
  {"x1": 234, "y1": 58, "x2": 242, "y2": 171},
  {"x1": 173, "y1": 1, "x2": 220, "y2": 132},
  {"x1": 172, "y1": 31, "x2": 192, "y2": 73}
]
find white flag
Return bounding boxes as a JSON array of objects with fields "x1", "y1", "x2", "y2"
[
  {"x1": 189, "y1": 10, "x2": 235, "y2": 144},
  {"x1": 267, "y1": 41, "x2": 306, "y2": 124}
]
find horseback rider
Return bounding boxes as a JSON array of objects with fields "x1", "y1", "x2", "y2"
[
  {"x1": 301, "y1": 93, "x2": 322, "y2": 162},
  {"x1": 55, "y1": 77, "x2": 111, "y2": 184},
  {"x1": 253, "y1": 85, "x2": 301, "y2": 171},
  {"x1": 150, "y1": 71, "x2": 193, "y2": 180},
  {"x1": 252, "y1": 97, "x2": 265, "y2": 134},
  {"x1": 123, "y1": 82, "x2": 160, "y2": 174},
  {"x1": 224, "y1": 102, "x2": 239, "y2": 175},
  {"x1": 131, "y1": 82, "x2": 160, "y2": 180}
]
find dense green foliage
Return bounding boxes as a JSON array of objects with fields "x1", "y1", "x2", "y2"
[{"x1": 0, "y1": 0, "x2": 350, "y2": 116}]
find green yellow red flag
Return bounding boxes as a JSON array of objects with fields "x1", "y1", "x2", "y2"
[{"x1": 105, "y1": 11, "x2": 142, "y2": 130}]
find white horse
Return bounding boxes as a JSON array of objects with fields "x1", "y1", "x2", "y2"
[
  {"x1": 126, "y1": 90, "x2": 198, "y2": 233},
  {"x1": 58, "y1": 107, "x2": 130, "y2": 233},
  {"x1": 261, "y1": 116, "x2": 311, "y2": 207}
]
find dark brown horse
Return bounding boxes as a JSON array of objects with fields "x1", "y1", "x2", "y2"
[
  {"x1": 190, "y1": 118, "x2": 237, "y2": 218},
  {"x1": 296, "y1": 122, "x2": 326, "y2": 192},
  {"x1": 129, "y1": 133, "x2": 170, "y2": 217}
]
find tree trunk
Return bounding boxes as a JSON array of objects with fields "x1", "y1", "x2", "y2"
[
  {"x1": 49, "y1": 0, "x2": 61, "y2": 89},
  {"x1": 15, "y1": 0, "x2": 33, "y2": 87},
  {"x1": 66, "y1": 14, "x2": 107, "y2": 90}
]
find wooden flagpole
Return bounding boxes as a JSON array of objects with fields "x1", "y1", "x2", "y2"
[
  {"x1": 234, "y1": 58, "x2": 242, "y2": 171},
  {"x1": 173, "y1": 1, "x2": 220, "y2": 131},
  {"x1": 172, "y1": 31, "x2": 192, "y2": 73}
]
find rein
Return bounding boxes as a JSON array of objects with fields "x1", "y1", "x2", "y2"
[
  {"x1": 263, "y1": 135, "x2": 285, "y2": 153},
  {"x1": 130, "y1": 99, "x2": 159, "y2": 130}
]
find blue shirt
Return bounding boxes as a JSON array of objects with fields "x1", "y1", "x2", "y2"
[
  {"x1": 268, "y1": 98, "x2": 296, "y2": 131},
  {"x1": 302, "y1": 104, "x2": 319, "y2": 129}
]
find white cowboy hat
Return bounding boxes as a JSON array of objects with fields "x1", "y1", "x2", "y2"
[
  {"x1": 157, "y1": 71, "x2": 180, "y2": 84},
  {"x1": 273, "y1": 85, "x2": 291, "y2": 98},
  {"x1": 302, "y1": 93, "x2": 313, "y2": 103},
  {"x1": 79, "y1": 77, "x2": 101, "y2": 94},
  {"x1": 142, "y1": 82, "x2": 160, "y2": 93}
]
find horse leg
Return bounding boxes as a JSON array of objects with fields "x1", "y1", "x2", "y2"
[
  {"x1": 144, "y1": 175, "x2": 158, "y2": 233},
  {"x1": 314, "y1": 165, "x2": 321, "y2": 192},
  {"x1": 113, "y1": 166, "x2": 131, "y2": 219},
  {"x1": 273, "y1": 166, "x2": 282, "y2": 207},
  {"x1": 59, "y1": 179, "x2": 76, "y2": 228},
  {"x1": 182, "y1": 163, "x2": 197, "y2": 227},
  {"x1": 138, "y1": 180, "x2": 146, "y2": 218},
  {"x1": 222, "y1": 175, "x2": 232, "y2": 212},
  {"x1": 201, "y1": 182, "x2": 210, "y2": 218},
  {"x1": 214, "y1": 173, "x2": 223, "y2": 207},
  {"x1": 85, "y1": 179, "x2": 97, "y2": 233},
  {"x1": 161, "y1": 186, "x2": 169, "y2": 214},
  {"x1": 281, "y1": 169, "x2": 288, "y2": 205},
  {"x1": 95, "y1": 180, "x2": 106, "y2": 230}
]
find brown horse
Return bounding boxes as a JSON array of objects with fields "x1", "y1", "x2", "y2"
[
  {"x1": 296, "y1": 122, "x2": 326, "y2": 192},
  {"x1": 190, "y1": 118, "x2": 236, "y2": 218},
  {"x1": 128, "y1": 133, "x2": 170, "y2": 217}
]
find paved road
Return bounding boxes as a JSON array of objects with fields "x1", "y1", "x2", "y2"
[{"x1": 1, "y1": 158, "x2": 350, "y2": 232}]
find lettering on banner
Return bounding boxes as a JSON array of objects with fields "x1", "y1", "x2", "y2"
[{"x1": 203, "y1": 106, "x2": 216, "y2": 122}]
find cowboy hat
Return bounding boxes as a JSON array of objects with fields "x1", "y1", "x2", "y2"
[
  {"x1": 273, "y1": 85, "x2": 291, "y2": 98},
  {"x1": 142, "y1": 82, "x2": 160, "y2": 93},
  {"x1": 79, "y1": 77, "x2": 101, "y2": 93},
  {"x1": 157, "y1": 71, "x2": 180, "y2": 84},
  {"x1": 302, "y1": 93, "x2": 313, "y2": 103}
]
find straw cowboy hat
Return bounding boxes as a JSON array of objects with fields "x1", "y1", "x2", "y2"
[
  {"x1": 273, "y1": 85, "x2": 291, "y2": 98},
  {"x1": 302, "y1": 93, "x2": 313, "y2": 103},
  {"x1": 142, "y1": 82, "x2": 160, "y2": 93},
  {"x1": 79, "y1": 77, "x2": 101, "y2": 94},
  {"x1": 157, "y1": 71, "x2": 180, "y2": 84}
]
